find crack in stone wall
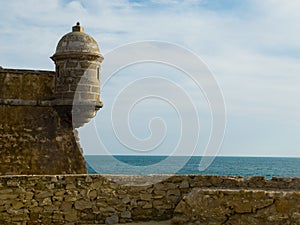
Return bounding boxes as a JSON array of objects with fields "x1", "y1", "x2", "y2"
[{"x1": 221, "y1": 198, "x2": 276, "y2": 225}]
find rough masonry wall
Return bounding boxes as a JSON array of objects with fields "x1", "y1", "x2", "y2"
[
  {"x1": 0, "y1": 174, "x2": 299, "y2": 224},
  {"x1": 0, "y1": 69, "x2": 55, "y2": 101},
  {"x1": 173, "y1": 189, "x2": 300, "y2": 225},
  {"x1": 0, "y1": 69, "x2": 87, "y2": 175},
  {"x1": 0, "y1": 106, "x2": 86, "y2": 175}
]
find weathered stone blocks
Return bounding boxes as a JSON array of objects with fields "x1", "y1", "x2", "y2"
[
  {"x1": 172, "y1": 188, "x2": 300, "y2": 225},
  {"x1": 0, "y1": 69, "x2": 55, "y2": 100},
  {"x1": 0, "y1": 174, "x2": 299, "y2": 224}
]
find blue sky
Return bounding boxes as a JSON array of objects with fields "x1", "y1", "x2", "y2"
[{"x1": 1, "y1": 0, "x2": 300, "y2": 157}]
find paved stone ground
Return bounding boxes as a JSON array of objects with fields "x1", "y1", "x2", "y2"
[{"x1": 118, "y1": 220, "x2": 171, "y2": 225}]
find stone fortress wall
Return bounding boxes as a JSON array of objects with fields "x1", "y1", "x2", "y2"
[
  {"x1": 0, "y1": 174, "x2": 300, "y2": 225},
  {"x1": 0, "y1": 68, "x2": 87, "y2": 175},
  {"x1": 0, "y1": 23, "x2": 103, "y2": 175},
  {"x1": 1, "y1": 23, "x2": 300, "y2": 224}
]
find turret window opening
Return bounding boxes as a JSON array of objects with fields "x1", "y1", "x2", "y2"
[
  {"x1": 56, "y1": 65, "x2": 60, "y2": 78},
  {"x1": 97, "y1": 67, "x2": 100, "y2": 80}
]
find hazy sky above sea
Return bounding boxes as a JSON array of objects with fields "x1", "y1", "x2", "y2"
[{"x1": 1, "y1": 0, "x2": 300, "y2": 157}]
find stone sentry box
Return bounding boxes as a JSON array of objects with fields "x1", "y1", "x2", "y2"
[
  {"x1": 0, "y1": 23, "x2": 103, "y2": 175},
  {"x1": 51, "y1": 22, "x2": 103, "y2": 127}
]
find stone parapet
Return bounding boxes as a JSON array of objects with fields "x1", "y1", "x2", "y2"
[
  {"x1": 0, "y1": 68, "x2": 101, "y2": 107},
  {"x1": 0, "y1": 174, "x2": 299, "y2": 224},
  {"x1": 0, "y1": 68, "x2": 55, "y2": 101}
]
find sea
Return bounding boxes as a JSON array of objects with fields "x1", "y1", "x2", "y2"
[{"x1": 85, "y1": 155, "x2": 300, "y2": 179}]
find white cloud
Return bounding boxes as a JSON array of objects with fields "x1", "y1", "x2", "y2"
[{"x1": 1, "y1": 0, "x2": 300, "y2": 156}]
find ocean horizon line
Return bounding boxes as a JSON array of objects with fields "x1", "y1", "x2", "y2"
[{"x1": 84, "y1": 154, "x2": 300, "y2": 159}]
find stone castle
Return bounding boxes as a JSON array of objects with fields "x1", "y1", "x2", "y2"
[
  {"x1": 0, "y1": 22, "x2": 103, "y2": 175},
  {"x1": 0, "y1": 23, "x2": 300, "y2": 225}
]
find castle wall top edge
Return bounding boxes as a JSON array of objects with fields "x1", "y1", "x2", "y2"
[
  {"x1": 0, "y1": 67, "x2": 55, "y2": 75},
  {"x1": 0, "y1": 173, "x2": 299, "y2": 181}
]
